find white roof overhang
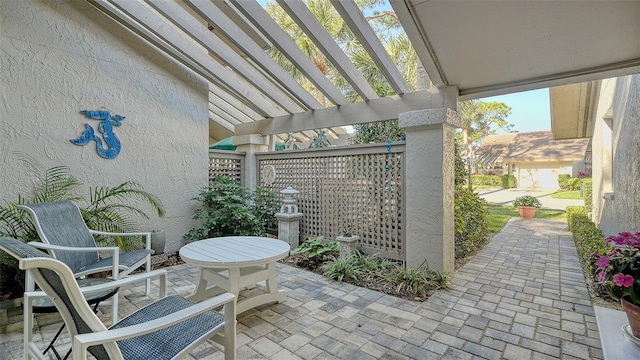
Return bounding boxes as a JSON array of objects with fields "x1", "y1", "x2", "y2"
[{"x1": 392, "y1": 0, "x2": 640, "y2": 100}]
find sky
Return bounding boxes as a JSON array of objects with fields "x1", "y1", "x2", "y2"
[{"x1": 480, "y1": 88, "x2": 552, "y2": 133}]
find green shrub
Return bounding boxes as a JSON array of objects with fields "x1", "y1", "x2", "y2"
[
  {"x1": 470, "y1": 174, "x2": 502, "y2": 187},
  {"x1": 385, "y1": 261, "x2": 448, "y2": 294},
  {"x1": 566, "y1": 206, "x2": 586, "y2": 230},
  {"x1": 567, "y1": 178, "x2": 581, "y2": 191},
  {"x1": 321, "y1": 254, "x2": 362, "y2": 282},
  {"x1": 582, "y1": 178, "x2": 593, "y2": 213},
  {"x1": 500, "y1": 174, "x2": 516, "y2": 188},
  {"x1": 184, "y1": 176, "x2": 278, "y2": 241},
  {"x1": 291, "y1": 236, "x2": 339, "y2": 261},
  {"x1": 558, "y1": 174, "x2": 571, "y2": 190},
  {"x1": 567, "y1": 207, "x2": 607, "y2": 293},
  {"x1": 454, "y1": 188, "x2": 490, "y2": 259}
]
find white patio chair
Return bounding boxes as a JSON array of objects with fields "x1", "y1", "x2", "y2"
[
  {"x1": 0, "y1": 237, "x2": 236, "y2": 360},
  {"x1": 19, "y1": 201, "x2": 160, "y2": 322}
]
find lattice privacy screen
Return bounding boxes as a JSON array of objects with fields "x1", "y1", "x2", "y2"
[
  {"x1": 257, "y1": 144, "x2": 405, "y2": 261},
  {"x1": 208, "y1": 150, "x2": 244, "y2": 183}
]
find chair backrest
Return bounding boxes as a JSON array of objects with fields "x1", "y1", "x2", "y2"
[
  {"x1": 19, "y1": 201, "x2": 99, "y2": 273},
  {"x1": 0, "y1": 237, "x2": 120, "y2": 360}
]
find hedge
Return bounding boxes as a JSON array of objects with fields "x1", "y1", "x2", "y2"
[
  {"x1": 558, "y1": 174, "x2": 571, "y2": 190},
  {"x1": 566, "y1": 205, "x2": 608, "y2": 295},
  {"x1": 471, "y1": 174, "x2": 516, "y2": 188},
  {"x1": 454, "y1": 188, "x2": 489, "y2": 259},
  {"x1": 501, "y1": 174, "x2": 516, "y2": 188},
  {"x1": 582, "y1": 178, "x2": 593, "y2": 213},
  {"x1": 567, "y1": 178, "x2": 581, "y2": 191}
]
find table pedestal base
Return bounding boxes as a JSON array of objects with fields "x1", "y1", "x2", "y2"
[{"x1": 189, "y1": 262, "x2": 286, "y2": 314}]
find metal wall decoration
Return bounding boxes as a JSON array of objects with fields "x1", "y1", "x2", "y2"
[{"x1": 70, "y1": 110, "x2": 123, "y2": 159}]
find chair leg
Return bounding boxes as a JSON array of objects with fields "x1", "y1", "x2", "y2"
[
  {"x1": 23, "y1": 294, "x2": 33, "y2": 360},
  {"x1": 223, "y1": 301, "x2": 236, "y2": 360},
  {"x1": 145, "y1": 256, "x2": 151, "y2": 296},
  {"x1": 111, "y1": 293, "x2": 119, "y2": 324}
]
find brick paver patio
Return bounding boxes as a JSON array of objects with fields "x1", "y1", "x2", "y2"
[{"x1": 0, "y1": 218, "x2": 603, "y2": 359}]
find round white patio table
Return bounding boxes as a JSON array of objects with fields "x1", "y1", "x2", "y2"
[{"x1": 179, "y1": 236, "x2": 290, "y2": 314}]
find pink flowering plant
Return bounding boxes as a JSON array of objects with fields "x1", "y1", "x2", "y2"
[{"x1": 593, "y1": 232, "x2": 640, "y2": 305}]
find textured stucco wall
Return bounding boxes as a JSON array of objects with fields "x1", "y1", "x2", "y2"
[
  {"x1": 0, "y1": 0, "x2": 209, "y2": 253},
  {"x1": 597, "y1": 75, "x2": 640, "y2": 236},
  {"x1": 591, "y1": 78, "x2": 616, "y2": 224}
]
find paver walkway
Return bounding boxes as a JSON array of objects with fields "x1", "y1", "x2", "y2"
[{"x1": 1, "y1": 218, "x2": 602, "y2": 359}]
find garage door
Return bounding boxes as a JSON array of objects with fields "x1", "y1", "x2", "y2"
[{"x1": 518, "y1": 163, "x2": 572, "y2": 188}]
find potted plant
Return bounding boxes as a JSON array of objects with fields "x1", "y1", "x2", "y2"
[
  {"x1": 594, "y1": 232, "x2": 640, "y2": 338},
  {"x1": 513, "y1": 195, "x2": 542, "y2": 219}
]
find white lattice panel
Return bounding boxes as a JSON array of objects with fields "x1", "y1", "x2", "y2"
[{"x1": 256, "y1": 143, "x2": 405, "y2": 261}]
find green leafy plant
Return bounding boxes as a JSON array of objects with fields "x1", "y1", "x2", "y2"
[
  {"x1": 500, "y1": 174, "x2": 516, "y2": 188},
  {"x1": 354, "y1": 252, "x2": 394, "y2": 276},
  {"x1": 582, "y1": 178, "x2": 593, "y2": 213},
  {"x1": 567, "y1": 177, "x2": 581, "y2": 191},
  {"x1": 321, "y1": 254, "x2": 362, "y2": 282},
  {"x1": 291, "y1": 236, "x2": 339, "y2": 260},
  {"x1": 558, "y1": 174, "x2": 571, "y2": 190},
  {"x1": 385, "y1": 261, "x2": 445, "y2": 295},
  {"x1": 513, "y1": 195, "x2": 542, "y2": 208},
  {"x1": 184, "y1": 176, "x2": 279, "y2": 241},
  {"x1": 455, "y1": 188, "x2": 490, "y2": 259},
  {"x1": 253, "y1": 186, "x2": 280, "y2": 230}
]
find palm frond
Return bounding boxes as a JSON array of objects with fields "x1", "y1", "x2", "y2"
[{"x1": 87, "y1": 181, "x2": 165, "y2": 217}]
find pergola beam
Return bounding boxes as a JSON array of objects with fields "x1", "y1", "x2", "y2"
[
  {"x1": 235, "y1": 89, "x2": 454, "y2": 136},
  {"x1": 100, "y1": 0, "x2": 286, "y2": 118},
  {"x1": 148, "y1": 0, "x2": 306, "y2": 114},
  {"x1": 330, "y1": 0, "x2": 410, "y2": 94},
  {"x1": 184, "y1": 0, "x2": 322, "y2": 111},
  {"x1": 209, "y1": 83, "x2": 262, "y2": 121},
  {"x1": 228, "y1": 0, "x2": 349, "y2": 106},
  {"x1": 277, "y1": 0, "x2": 379, "y2": 101}
]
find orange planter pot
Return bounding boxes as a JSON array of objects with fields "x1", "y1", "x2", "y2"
[{"x1": 517, "y1": 206, "x2": 537, "y2": 219}]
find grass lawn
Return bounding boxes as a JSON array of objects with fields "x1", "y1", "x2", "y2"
[
  {"x1": 551, "y1": 190, "x2": 583, "y2": 199},
  {"x1": 487, "y1": 203, "x2": 566, "y2": 233}
]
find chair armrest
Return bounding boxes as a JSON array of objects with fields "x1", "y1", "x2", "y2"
[
  {"x1": 28, "y1": 242, "x2": 119, "y2": 255},
  {"x1": 74, "y1": 293, "x2": 235, "y2": 347},
  {"x1": 24, "y1": 269, "x2": 168, "y2": 298},
  {"x1": 89, "y1": 230, "x2": 152, "y2": 249}
]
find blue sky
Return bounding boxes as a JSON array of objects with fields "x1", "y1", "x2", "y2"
[{"x1": 480, "y1": 88, "x2": 551, "y2": 133}]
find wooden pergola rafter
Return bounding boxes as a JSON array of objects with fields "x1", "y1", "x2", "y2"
[{"x1": 86, "y1": 0, "x2": 430, "y2": 143}]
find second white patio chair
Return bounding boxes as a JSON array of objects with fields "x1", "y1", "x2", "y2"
[{"x1": 19, "y1": 201, "x2": 158, "y2": 322}]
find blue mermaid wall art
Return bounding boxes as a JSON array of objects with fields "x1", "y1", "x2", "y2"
[{"x1": 70, "y1": 110, "x2": 123, "y2": 159}]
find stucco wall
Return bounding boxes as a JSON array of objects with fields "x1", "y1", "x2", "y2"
[
  {"x1": 0, "y1": 0, "x2": 209, "y2": 254},
  {"x1": 591, "y1": 78, "x2": 616, "y2": 225},
  {"x1": 595, "y1": 74, "x2": 640, "y2": 236}
]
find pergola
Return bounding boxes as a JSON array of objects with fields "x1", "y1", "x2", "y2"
[{"x1": 63, "y1": 0, "x2": 640, "y2": 272}]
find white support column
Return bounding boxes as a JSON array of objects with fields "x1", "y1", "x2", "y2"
[
  {"x1": 233, "y1": 134, "x2": 268, "y2": 190},
  {"x1": 399, "y1": 106, "x2": 460, "y2": 274}
]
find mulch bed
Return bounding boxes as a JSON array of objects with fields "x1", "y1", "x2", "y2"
[{"x1": 279, "y1": 252, "x2": 435, "y2": 302}]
